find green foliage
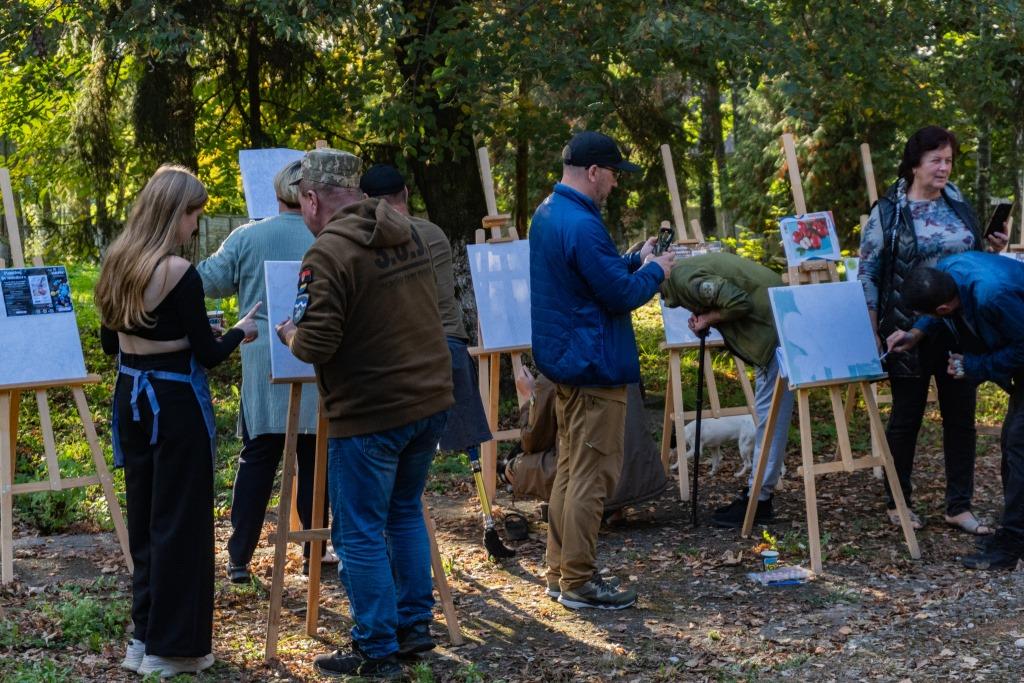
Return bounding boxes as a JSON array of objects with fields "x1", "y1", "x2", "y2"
[
  {"x1": 42, "y1": 585, "x2": 130, "y2": 651},
  {"x1": 2, "y1": 659, "x2": 74, "y2": 683}
]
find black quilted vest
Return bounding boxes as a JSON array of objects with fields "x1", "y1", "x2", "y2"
[{"x1": 875, "y1": 184, "x2": 982, "y2": 377}]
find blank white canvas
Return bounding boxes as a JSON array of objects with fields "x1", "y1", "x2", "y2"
[
  {"x1": 467, "y1": 240, "x2": 532, "y2": 350},
  {"x1": 239, "y1": 148, "x2": 305, "y2": 220},
  {"x1": 660, "y1": 299, "x2": 724, "y2": 346},
  {"x1": 769, "y1": 281, "x2": 884, "y2": 388},
  {"x1": 0, "y1": 266, "x2": 87, "y2": 386},
  {"x1": 264, "y1": 261, "x2": 315, "y2": 381}
]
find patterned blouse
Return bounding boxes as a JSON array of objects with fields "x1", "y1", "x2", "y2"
[{"x1": 858, "y1": 179, "x2": 975, "y2": 310}]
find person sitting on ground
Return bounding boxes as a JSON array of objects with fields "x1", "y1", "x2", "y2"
[
  {"x1": 659, "y1": 251, "x2": 795, "y2": 528},
  {"x1": 503, "y1": 366, "x2": 667, "y2": 519},
  {"x1": 889, "y1": 252, "x2": 1024, "y2": 570}
]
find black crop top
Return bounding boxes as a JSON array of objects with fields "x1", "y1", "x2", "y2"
[{"x1": 100, "y1": 266, "x2": 244, "y2": 368}]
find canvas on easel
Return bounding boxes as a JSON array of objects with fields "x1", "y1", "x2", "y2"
[
  {"x1": 739, "y1": 135, "x2": 920, "y2": 574},
  {"x1": 466, "y1": 146, "x2": 531, "y2": 503},
  {"x1": 659, "y1": 299, "x2": 756, "y2": 500},
  {"x1": 0, "y1": 167, "x2": 131, "y2": 584}
]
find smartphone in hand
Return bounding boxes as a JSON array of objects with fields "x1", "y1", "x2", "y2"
[{"x1": 985, "y1": 201, "x2": 1014, "y2": 238}]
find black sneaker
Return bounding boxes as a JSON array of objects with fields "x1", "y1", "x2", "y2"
[
  {"x1": 313, "y1": 646, "x2": 403, "y2": 680},
  {"x1": 557, "y1": 575, "x2": 637, "y2": 610},
  {"x1": 227, "y1": 561, "x2": 251, "y2": 584},
  {"x1": 397, "y1": 621, "x2": 435, "y2": 657},
  {"x1": 962, "y1": 531, "x2": 1023, "y2": 570},
  {"x1": 711, "y1": 492, "x2": 774, "y2": 528}
]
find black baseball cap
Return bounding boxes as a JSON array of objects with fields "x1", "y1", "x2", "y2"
[
  {"x1": 562, "y1": 131, "x2": 641, "y2": 173},
  {"x1": 359, "y1": 164, "x2": 406, "y2": 197}
]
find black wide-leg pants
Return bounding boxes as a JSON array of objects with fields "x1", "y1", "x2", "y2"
[{"x1": 116, "y1": 353, "x2": 214, "y2": 657}]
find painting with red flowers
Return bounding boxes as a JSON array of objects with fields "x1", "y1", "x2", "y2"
[{"x1": 779, "y1": 210, "x2": 841, "y2": 266}]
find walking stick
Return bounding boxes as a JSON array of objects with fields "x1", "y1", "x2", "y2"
[{"x1": 691, "y1": 329, "x2": 709, "y2": 527}]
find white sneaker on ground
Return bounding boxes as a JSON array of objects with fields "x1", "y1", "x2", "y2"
[
  {"x1": 138, "y1": 652, "x2": 215, "y2": 676},
  {"x1": 120, "y1": 639, "x2": 145, "y2": 672},
  {"x1": 322, "y1": 548, "x2": 340, "y2": 564}
]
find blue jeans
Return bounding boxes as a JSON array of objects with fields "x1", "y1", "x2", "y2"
[
  {"x1": 327, "y1": 410, "x2": 449, "y2": 658},
  {"x1": 747, "y1": 352, "x2": 795, "y2": 501}
]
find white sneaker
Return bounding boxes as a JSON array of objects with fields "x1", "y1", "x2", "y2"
[
  {"x1": 138, "y1": 653, "x2": 215, "y2": 676},
  {"x1": 321, "y1": 548, "x2": 340, "y2": 564},
  {"x1": 120, "y1": 639, "x2": 145, "y2": 672}
]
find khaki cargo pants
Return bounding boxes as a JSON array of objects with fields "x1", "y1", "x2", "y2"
[{"x1": 545, "y1": 384, "x2": 627, "y2": 592}]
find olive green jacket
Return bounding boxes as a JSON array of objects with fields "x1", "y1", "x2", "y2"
[{"x1": 660, "y1": 252, "x2": 782, "y2": 367}]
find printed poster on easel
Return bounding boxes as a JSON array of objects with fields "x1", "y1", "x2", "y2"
[
  {"x1": 779, "y1": 211, "x2": 841, "y2": 267},
  {"x1": 0, "y1": 266, "x2": 87, "y2": 386}
]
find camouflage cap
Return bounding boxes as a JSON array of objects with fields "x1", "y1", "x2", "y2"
[{"x1": 293, "y1": 148, "x2": 363, "y2": 188}]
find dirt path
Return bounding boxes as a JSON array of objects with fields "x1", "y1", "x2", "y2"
[{"x1": 2, "y1": 424, "x2": 1023, "y2": 682}]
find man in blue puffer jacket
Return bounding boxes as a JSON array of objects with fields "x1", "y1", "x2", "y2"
[
  {"x1": 530, "y1": 131, "x2": 675, "y2": 610},
  {"x1": 890, "y1": 251, "x2": 1024, "y2": 570}
]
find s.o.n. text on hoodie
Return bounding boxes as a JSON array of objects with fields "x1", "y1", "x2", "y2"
[{"x1": 288, "y1": 197, "x2": 453, "y2": 437}]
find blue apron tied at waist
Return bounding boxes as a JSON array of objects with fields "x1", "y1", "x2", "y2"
[{"x1": 112, "y1": 355, "x2": 217, "y2": 468}]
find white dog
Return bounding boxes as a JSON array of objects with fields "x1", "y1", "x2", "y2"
[{"x1": 682, "y1": 414, "x2": 756, "y2": 478}]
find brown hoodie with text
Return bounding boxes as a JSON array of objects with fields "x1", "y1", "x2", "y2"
[{"x1": 289, "y1": 197, "x2": 453, "y2": 437}]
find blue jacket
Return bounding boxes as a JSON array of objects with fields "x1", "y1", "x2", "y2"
[
  {"x1": 529, "y1": 183, "x2": 663, "y2": 386},
  {"x1": 914, "y1": 251, "x2": 1024, "y2": 391}
]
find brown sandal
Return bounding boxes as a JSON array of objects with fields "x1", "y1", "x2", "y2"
[{"x1": 944, "y1": 511, "x2": 994, "y2": 536}]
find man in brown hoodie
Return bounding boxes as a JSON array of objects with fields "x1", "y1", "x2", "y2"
[{"x1": 275, "y1": 148, "x2": 453, "y2": 680}]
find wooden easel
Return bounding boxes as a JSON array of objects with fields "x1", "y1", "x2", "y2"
[
  {"x1": 468, "y1": 147, "x2": 530, "y2": 503},
  {"x1": 661, "y1": 144, "x2": 705, "y2": 244},
  {"x1": 660, "y1": 337, "x2": 756, "y2": 500},
  {"x1": 264, "y1": 382, "x2": 463, "y2": 661},
  {"x1": 0, "y1": 167, "x2": 131, "y2": 583},
  {"x1": 739, "y1": 135, "x2": 921, "y2": 574}
]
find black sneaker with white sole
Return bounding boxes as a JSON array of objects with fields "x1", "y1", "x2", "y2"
[{"x1": 557, "y1": 575, "x2": 637, "y2": 610}]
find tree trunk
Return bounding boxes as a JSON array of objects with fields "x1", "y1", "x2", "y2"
[
  {"x1": 707, "y1": 75, "x2": 732, "y2": 238},
  {"x1": 975, "y1": 116, "x2": 990, "y2": 217},
  {"x1": 393, "y1": 0, "x2": 488, "y2": 242},
  {"x1": 246, "y1": 17, "x2": 268, "y2": 148},
  {"x1": 1014, "y1": 120, "x2": 1023, "y2": 246},
  {"x1": 697, "y1": 78, "x2": 718, "y2": 236},
  {"x1": 514, "y1": 80, "x2": 530, "y2": 235},
  {"x1": 133, "y1": 53, "x2": 198, "y2": 172}
]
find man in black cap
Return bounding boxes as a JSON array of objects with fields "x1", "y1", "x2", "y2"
[
  {"x1": 530, "y1": 131, "x2": 675, "y2": 610},
  {"x1": 360, "y1": 163, "x2": 495, "y2": 526}
]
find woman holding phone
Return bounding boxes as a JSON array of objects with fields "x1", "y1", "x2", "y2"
[
  {"x1": 859, "y1": 126, "x2": 1008, "y2": 536},
  {"x1": 95, "y1": 165, "x2": 260, "y2": 677}
]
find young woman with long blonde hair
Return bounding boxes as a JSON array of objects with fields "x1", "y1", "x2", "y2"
[{"x1": 95, "y1": 165, "x2": 259, "y2": 677}]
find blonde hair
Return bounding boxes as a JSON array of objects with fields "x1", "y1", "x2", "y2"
[
  {"x1": 95, "y1": 165, "x2": 208, "y2": 330},
  {"x1": 274, "y1": 159, "x2": 302, "y2": 207}
]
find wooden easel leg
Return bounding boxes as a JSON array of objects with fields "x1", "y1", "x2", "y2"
[
  {"x1": 670, "y1": 351, "x2": 690, "y2": 501},
  {"x1": 72, "y1": 388, "x2": 132, "y2": 574},
  {"x1": 660, "y1": 366, "x2": 674, "y2": 475},
  {"x1": 741, "y1": 374, "x2": 785, "y2": 537},
  {"x1": 861, "y1": 383, "x2": 920, "y2": 559},
  {"x1": 796, "y1": 390, "x2": 824, "y2": 574},
  {"x1": 484, "y1": 353, "x2": 500, "y2": 502},
  {"x1": 305, "y1": 411, "x2": 329, "y2": 637},
  {"x1": 733, "y1": 357, "x2": 756, "y2": 416},
  {"x1": 1, "y1": 391, "x2": 14, "y2": 584},
  {"x1": 423, "y1": 496, "x2": 463, "y2": 646},
  {"x1": 5, "y1": 392, "x2": 17, "y2": 487},
  {"x1": 266, "y1": 384, "x2": 302, "y2": 662},
  {"x1": 477, "y1": 354, "x2": 498, "y2": 505},
  {"x1": 703, "y1": 348, "x2": 722, "y2": 417}
]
